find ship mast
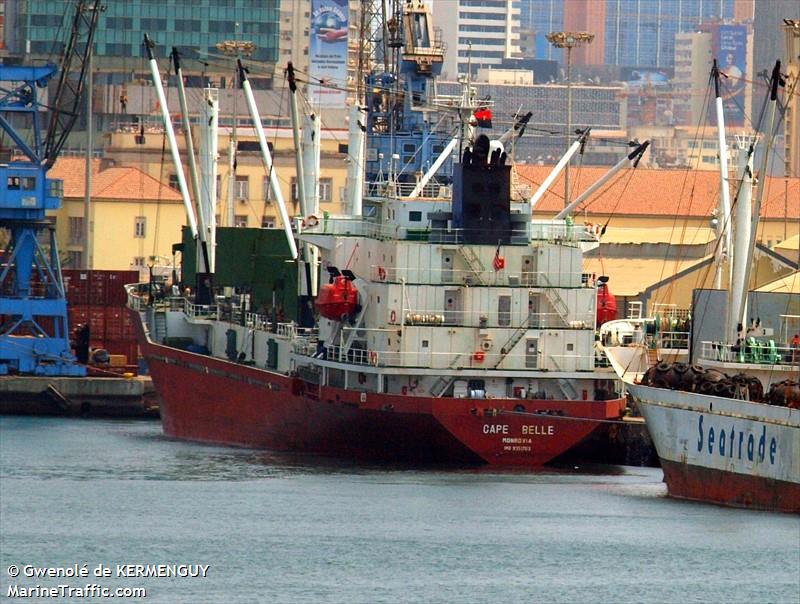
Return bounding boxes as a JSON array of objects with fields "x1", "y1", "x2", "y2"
[
  {"x1": 711, "y1": 60, "x2": 733, "y2": 290},
  {"x1": 733, "y1": 61, "x2": 782, "y2": 337}
]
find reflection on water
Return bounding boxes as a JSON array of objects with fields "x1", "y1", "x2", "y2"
[{"x1": 1, "y1": 416, "x2": 798, "y2": 604}]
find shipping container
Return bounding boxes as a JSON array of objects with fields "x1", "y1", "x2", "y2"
[
  {"x1": 104, "y1": 339, "x2": 139, "y2": 365},
  {"x1": 106, "y1": 270, "x2": 139, "y2": 306},
  {"x1": 63, "y1": 270, "x2": 90, "y2": 306},
  {"x1": 88, "y1": 271, "x2": 107, "y2": 306}
]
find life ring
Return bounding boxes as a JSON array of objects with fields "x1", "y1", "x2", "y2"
[
  {"x1": 389, "y1": 310, "x2": 397, "y2": 324},
  {"x1": 303, "y1": 215, "x2": 319, "y2": 228},
  {"x1": 368, "y1": 350, "x2": 378, "y2": 366},
  {"x1": 377, "y1": 266, "x2": 386, "y2": 281},
  {"x1": 473, "y1": 350, "x2": 485, "y2": 362}
]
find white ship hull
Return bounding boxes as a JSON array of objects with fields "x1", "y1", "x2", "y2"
[{"x1": 627, "y1": 383, "x2": 800, "y2": 513}]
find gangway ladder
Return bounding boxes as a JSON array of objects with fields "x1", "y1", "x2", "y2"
[
  {"x1": 153, "y1": 310, "x2": 168, "y2": 343},
  {"x1": 549, "y1": 355, "x2": 580, "y2": 400},
  {"x1": 538, "y1": 274, "x2": 571, "y2": 326},
  {"x1": 429, "y1": 353, "x2": 465, "y2": 397},
  {"x1": 493, "y1": 315, "x2": 533, "y2": 369},
  {"x1": 342, "y1": 285, "x2": 371, "y2": 352},
  {"x1": 457, "y1": 246, "x2": 487, "y2": 285}
]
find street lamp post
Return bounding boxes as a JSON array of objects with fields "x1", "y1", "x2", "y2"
[{"x1": 546, "y1": 31, "x2": 594, "y2": 208}]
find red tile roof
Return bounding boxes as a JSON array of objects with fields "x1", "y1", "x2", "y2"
[
  {"x1": 48, "y1": 158, "x2": 182, "y2": 202},
  {"x1": 516, "y1": 165, "x2": 799, "y2": 220}
]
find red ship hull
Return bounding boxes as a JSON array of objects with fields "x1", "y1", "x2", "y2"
[
  {"x1": 141, "y1": 339, "x2": 625, "y2": 467},
  {"x1": 660, "y1": 459, "x2": 800, "y2": 513}
]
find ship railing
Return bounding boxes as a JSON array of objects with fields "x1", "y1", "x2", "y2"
[
  {"x1": 699, "y1": 340, "x2": 799, "y2": 366},
  {"x1": 370, "y1": 265, "x2": 590, "y2": 288},
  {"x1": 656, "y1": 331, "x2": 689, "y2": 350},
  {"x1": 294, "y1": 343, "x2": 600, "y2": 372},
  {"x1": 364, "y1": 180, "x2": 449, "y2": 199},
  {"x1": 184, "y1": 300, "x2": 218, "y2": 319},
  {"x1": 530, "y1": 221, "x2": 601, "y2": 243},
  {"x1": 396, "y1": 308, "x2": 595, "y2": 329},
  {"x1": 302, "y1": 217, "x2": 596, "y2": 245}
]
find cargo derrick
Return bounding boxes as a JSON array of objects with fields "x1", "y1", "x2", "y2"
[{"x1": 0, "y1": 1, "x2": 101, "y2": 375}]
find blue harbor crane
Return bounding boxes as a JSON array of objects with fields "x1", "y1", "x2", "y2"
[{"x1": 0, "y1": 1, "x2": 101, "y2": 375}]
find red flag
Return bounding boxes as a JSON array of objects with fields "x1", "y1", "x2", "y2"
[
  {"x1": 474, "y1": 108, "x2": 492, "y2": 128},
  {"x1": 492, "y1": 243, "x2": 505, "y2": 271}
]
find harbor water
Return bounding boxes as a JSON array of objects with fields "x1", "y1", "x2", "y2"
[{"x1": 1, "y1": 416, "x2": 798, "y2": 604}]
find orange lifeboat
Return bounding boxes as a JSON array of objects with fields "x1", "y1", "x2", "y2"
[
  {"x1": 596, "y1": 276, "x2": 617, "y2": 326},
  {"x1": 316, "y1": 274, "x2": 359, "y2": 321}
]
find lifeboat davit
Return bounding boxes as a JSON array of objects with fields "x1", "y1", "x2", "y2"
[
  {"x1": 316, "y1": 275, "x2": 359, "y2": 321},
  {"x1": 596, "y1": 276, "x2": 617, "y2": 326}
]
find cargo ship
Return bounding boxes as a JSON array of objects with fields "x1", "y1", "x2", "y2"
[
  {"x1": 606, "y1": 62, "x2": 800, "y2": 512},
  {"x1": 129, "y1": 1, "x2": 630, "y2": 466}
]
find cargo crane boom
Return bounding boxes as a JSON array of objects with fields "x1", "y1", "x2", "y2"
[{"x1": 0, "y1": 0, "x2": 102, "y2": 376}]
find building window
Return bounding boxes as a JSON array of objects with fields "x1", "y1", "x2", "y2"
[
  {"x1": 261, "y1": 216, "x2": 276, "y2": 228},
  {"x1": 168, "y1": 173, "x2": 180, "y2": 190},
  {"x1": 234, "y1": 215, "x2": 248, "y2": 227},
  {"x1": 291, "y1": 177, "x2": 299, "y2": 201},
  {"x1": 68, "y1": 217, "x2": 84, "y2": 245},
  {"x1": 134, "y1": 216, "x2": 146, "y2": 238},
  {"x1": 263, "y1": 176, "x2": 273, "y2": 201},
  {"x1": 235, "y1": 175, "x2": 249, "y2": 200},
  {"x1": 67, "y1": 251, "x2": 83, "y2": 268},
  {"x1": 320, "y1": 177, "x2": 332, "y2": 202},
  {"x1": 132, "y1": 256, "x2": 145, "y2": 268}
]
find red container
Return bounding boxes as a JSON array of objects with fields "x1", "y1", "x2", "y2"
[
  {"x1": 121, "y1": 310, "x2": 137, "y2": 339},
  {"x1": 104, "y1": 339, "x2": 139, "y2": 365},
  {"x1": 63, "y1": 270, "x2": 90, "y2": 306},
  {"x1": 88, "y1": 307, "x2": 105, "y2": 340},
  {"x1": 68, "y1": 305, "x2": 90, "y2": 330},
  {"x1": 106, "y1": 270, "x2": 139, "y2": 306},
  {"x1": 88, "y1": 271, "x2": 107, "y2": 306},
  {"x1": 104, "y1": 306, "x2": 124, "y2": 340},
  {"x1": 33, "y1": 315, "x2": 56, "y2": 336}
]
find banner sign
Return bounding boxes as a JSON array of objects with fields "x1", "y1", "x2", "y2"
[
  {"x1": 713, "y1": 25, "x2": 747, "y2": 127},
  {"x1": 309, "y1": 0, "x2": 349, "y2": 107}
]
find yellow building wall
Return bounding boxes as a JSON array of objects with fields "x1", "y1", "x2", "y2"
[
  {"x1": 558, "y1": 214, "x2": 799, "y2": 248},
  {"x1": 103, "y1": 131, "x2": 351, "y2": 224},
  {"x1": 55, "y1": 197, "x2": 185, "y2": 271},
  {"x1": 643, "y1": 253, "x2": 795, "y2": 313}
]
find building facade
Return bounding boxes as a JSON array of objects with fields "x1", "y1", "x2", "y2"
[
  {"x1": 524, "y1": 0, "x2": 737, "y2": 67},
  {"x1": 672, "y1": 25, "x2": 753, "y2": 128},
  {"x1": 2, "y1": 1, "x2": 280, "y2": 82},
  {"x1": 435, "y1": 0, "x2": 521, "y2": 79},
  {"x1": 783, "y1": 20, "x2": 800, "y2": 178}
]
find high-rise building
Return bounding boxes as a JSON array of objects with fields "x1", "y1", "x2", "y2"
[
  {"x1": 434, "y1": 0, "x2": 521, "y2": 79},
  {"x1": 524, "y1": 0, "x2": 736, "y2": 67},
  {"x1": 672, "y1": 23, "x2": 753, "y2": 128},
  {"x1": 753, "y1": 0, "x2": 799, "y2": 74},
  {"x1": 277, "y1": 0, "x2": 361, "y2": 107},
  {"x1": 524, "y1": 0, "x2": 564, "y2": 61},
  {"x1": 563, "y1": 0, "x2": 606, "y2": 66},
  {"x1": 2, "y1": 1, "x2": 280, "y2": 82},
  {"x1": 783, "y1": 20, "x2": 800, "y2": 177},
  {"x1": 604, "y1": 0, "x2": 735, "y2": 67}
]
